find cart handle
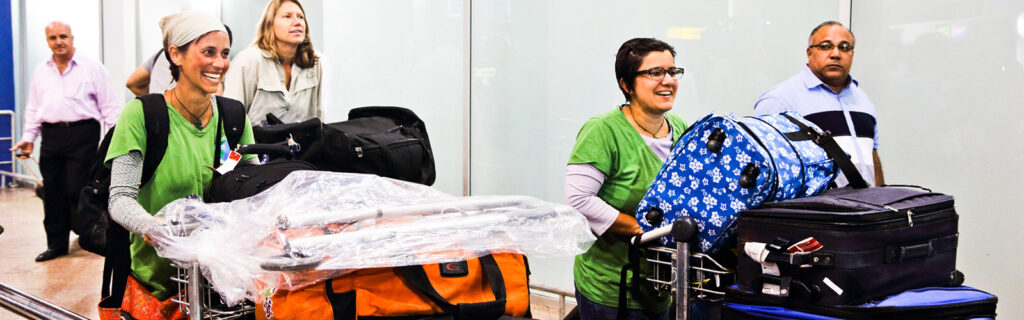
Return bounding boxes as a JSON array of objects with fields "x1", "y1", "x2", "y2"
[{"x1": 636, "y1": 217, "x2": 698, "y2": 245}]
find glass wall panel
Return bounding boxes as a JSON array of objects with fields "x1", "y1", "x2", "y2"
[
  {"x1": 471, "y1": 0, "x2": 839, "y2": 292},
  {"x1": 221, "y1": 0, "x2": 323, "y2": 61},
  {"x1": 322, "y1": 1, "x2": 466, "y2": 195},
  {"x1": 137, "y1": 1, "x2": 183, "y2": 66},
  {"x1": 22, "y1": 0, "x2": 101, "y2": 85},
  {"x1": 852, "y1": 2, "x2": 1024, "y2": 317}
]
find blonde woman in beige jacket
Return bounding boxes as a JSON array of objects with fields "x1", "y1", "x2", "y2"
[{"x1": 224, "y1": 0, "x2": 322, "y2": 126}]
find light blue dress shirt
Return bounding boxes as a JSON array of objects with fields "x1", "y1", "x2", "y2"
[{"x1": 753, "y1": 65, "x2": 879, "y2": 186}]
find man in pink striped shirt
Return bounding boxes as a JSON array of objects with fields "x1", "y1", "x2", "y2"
[{"x1": 9, "y1": 21, "x2": 121, "y2": 262}]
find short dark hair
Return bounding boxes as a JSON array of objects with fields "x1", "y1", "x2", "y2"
[
  {"x1": 615, "y1": 38, "x2": 676, "y2": 102},
  {"x1": 224, "y1": 24, "x2": 233, "y2": 45},
  {"x1": 809, "y1": 21, "x2": 855, "y2": 45}
]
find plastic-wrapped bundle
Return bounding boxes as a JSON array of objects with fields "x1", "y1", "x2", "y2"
[{"x1": 149, "y1": 171, "x2": 596, "y2": 306}]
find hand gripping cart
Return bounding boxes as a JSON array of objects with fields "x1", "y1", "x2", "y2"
[{"x1": 634, "y1": 217, "x2": 733, "y2": 320}]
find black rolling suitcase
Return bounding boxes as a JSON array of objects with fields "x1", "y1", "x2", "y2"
[{"x1": 734, "y1": 185, "x2": 962, "y2": 306}]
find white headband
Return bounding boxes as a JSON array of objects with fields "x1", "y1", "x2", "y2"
[{"x1": 160, "y1": 11, "x2": 226, "y2": 49}]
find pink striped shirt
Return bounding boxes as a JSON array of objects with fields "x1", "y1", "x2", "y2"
[{"x1": 20, "y1": 53, "x2": 121, "y2": 143}]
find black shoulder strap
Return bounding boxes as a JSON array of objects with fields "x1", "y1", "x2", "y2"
[
  {"x1": 215, "y1": 96, "x2": 247, "y2": 152},
  {"x1": 101, "y1": 94, "x2": 170, "y2": 306},
  {"x1": 394, "y1": 254, "x2": 507, "y2": 319},
  {"x1": 780, "y1": 113, "x2": 869, "y2": 189},
  {"x1": 138, "y1": 94, "x2": 170, "y2": 185}
]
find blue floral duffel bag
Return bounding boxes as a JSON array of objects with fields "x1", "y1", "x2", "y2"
[{"x1": 635, "y1": 112, "x2": 864, "y2": 252}]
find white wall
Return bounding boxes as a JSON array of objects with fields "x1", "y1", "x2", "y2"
[
  {"x1": 19, "y1": 0, "x2": 106, "y2": 117},
  {"x1": 321, "y1": 0, "x2": 467, "y2": 195},
  {"x1": 853, "y1": 1, "x2": 1024, "y2": 317}
]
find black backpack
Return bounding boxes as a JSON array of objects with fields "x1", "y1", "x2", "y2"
[{"x1": 82, "y1": 94, "x2": 246, "y2": 309}]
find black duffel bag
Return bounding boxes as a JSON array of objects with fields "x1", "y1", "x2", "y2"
[
  {"x1": 252, "y1": 107, "x2": 435, "y2": 186},
  {"x1": 252, "y1": 116, "x2": 326, "y2": 165}
]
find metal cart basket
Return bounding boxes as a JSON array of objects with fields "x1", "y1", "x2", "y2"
[
  {"x1": 637, "y1": 218, "x2": 733, "y2": 320},
  {"x1": 171, "y1": 262, "x2": 255, "y2": 320}
]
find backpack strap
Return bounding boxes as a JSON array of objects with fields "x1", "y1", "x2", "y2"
[
  {"x1": 138, "y1": 94, "x2": 170, "y2": 185},
  {"x1": 214, "y1": 96, "x2": 247, "y2": 167},
  {"x1": 101, "y1": 94, "x2": 171, "y2": 307}
]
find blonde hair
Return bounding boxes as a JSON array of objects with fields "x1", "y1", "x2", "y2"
[{"x1": 255, "y1": 0, "x2": 317, "y2": 69}]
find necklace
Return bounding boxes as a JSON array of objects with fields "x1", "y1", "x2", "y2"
[
  {"x1": 626, "y1": 105, "x2": 666, "y2": 138},
  {"x1": 172, "y1": 89, "x2": 210, "y2": 129}
]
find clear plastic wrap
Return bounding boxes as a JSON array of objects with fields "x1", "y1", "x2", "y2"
[{"x1": 150, "y1": 171, "x2": 596, "y2": 305}]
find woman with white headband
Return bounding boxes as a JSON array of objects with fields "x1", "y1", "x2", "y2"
[{"x1": 104, "y1": 11, "x2": 255, "y2": 319}]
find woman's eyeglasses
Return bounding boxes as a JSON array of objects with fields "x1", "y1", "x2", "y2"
[{"x1": 637, "y1": 67, "x2": 685, "y2": 81}]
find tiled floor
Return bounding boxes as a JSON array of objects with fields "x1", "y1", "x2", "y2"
[
  {"x1": 0, "y1": 186, "x2": 103, "y2": 319},
  {"x1": 0, "y1": 186, "x2": 573, "y2": 320}
]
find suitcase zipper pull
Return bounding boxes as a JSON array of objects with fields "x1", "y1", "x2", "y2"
[
  {"x1": 355, "y1": 146, "x2": 364, "y2": 158},
  {"x1": 883, "y1": 205, "x2": 913, "y2": 227}
]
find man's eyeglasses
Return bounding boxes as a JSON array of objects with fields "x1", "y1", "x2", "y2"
[
  {"x1": 637, "y1": 67, "x2": 685, "y2": 81},
  {"x1": 809, "y1": 42, "x2": 854, "y2": 53}
]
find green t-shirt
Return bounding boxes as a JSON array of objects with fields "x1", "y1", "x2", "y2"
[
  {"x1": 569, "y1": 107, "x2": 687, "y2": 311},
  {"x1": 105, "y1": 98, "x2": 255, "y2": 300}
]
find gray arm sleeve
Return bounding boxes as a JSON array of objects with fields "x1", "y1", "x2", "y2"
[{"x1": 109, "y1": 151, "x2": 158, "y2": 235}]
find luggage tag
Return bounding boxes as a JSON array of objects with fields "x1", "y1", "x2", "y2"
[
  {"x1": 287, "y1": 134, "x2": 301, "y2": 158},
  {"x1": 787, "y1": 237, "x2": 823, "y2": 268},
  {"x1": 214, "y1": 147, "x2": 243, "y2": 175},
  {"x1": 744, "y1": 242, "x2": 783, "y2": 296},
  {"x1": 216, "y1": 150, "x2": 242, "y2": 174}
]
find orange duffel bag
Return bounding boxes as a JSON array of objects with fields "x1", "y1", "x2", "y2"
[{"x1": 257, "y1": 252, "x2": 531, "y2": 320}]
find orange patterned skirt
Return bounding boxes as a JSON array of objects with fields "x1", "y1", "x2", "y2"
[{"x1": 98, "y1": 276, "x2": 185, "y2": 320}]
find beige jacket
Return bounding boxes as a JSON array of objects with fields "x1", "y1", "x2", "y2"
[{"x1": 223, "y1": 45, "x2": 321, "y2": 125}]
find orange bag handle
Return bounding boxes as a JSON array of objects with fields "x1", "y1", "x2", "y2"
[{"x1": 397, "y1": 254, "x2": 506, "y2": 319}]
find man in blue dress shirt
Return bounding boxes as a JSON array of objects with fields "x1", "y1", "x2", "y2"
[{"x1": 754, "y1": 21, "x2": 884, "y2": 187}]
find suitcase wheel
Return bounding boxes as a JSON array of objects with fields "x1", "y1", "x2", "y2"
[
  {"x1": 644, "y1": 208, "x2": 664, "y2": 226},
  {"x1": 739, "y1": 163, "x2": 760, "y2": 188},
  {"x1": 707, "y1": 128, "x2": 727, "y2": 153}
]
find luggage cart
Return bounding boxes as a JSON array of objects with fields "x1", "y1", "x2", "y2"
[
  {"x1": 168, "y1": 220, "x2": 255, "y2": 320},
  {"x1": 636, "y1": 218, "x2": 733, "y2": 320},
  {"x1": 170, "y1": 261, "x2": 256, "y2": 320},
  {"x1": 166, "y1": 196, "x2": 556, "y2": 319}
]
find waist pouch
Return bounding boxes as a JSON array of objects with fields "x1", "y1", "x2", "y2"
[
  {"x1": 206, "y1": 158, "x2": 318, "y2": 203},
  {"x1": 257, "y1": 252, "x2": 531, "y2": 320}
]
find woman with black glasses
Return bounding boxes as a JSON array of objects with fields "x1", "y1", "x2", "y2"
[{"x1": 564, "y1": 37, "x2": 688, "y2": 319}]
